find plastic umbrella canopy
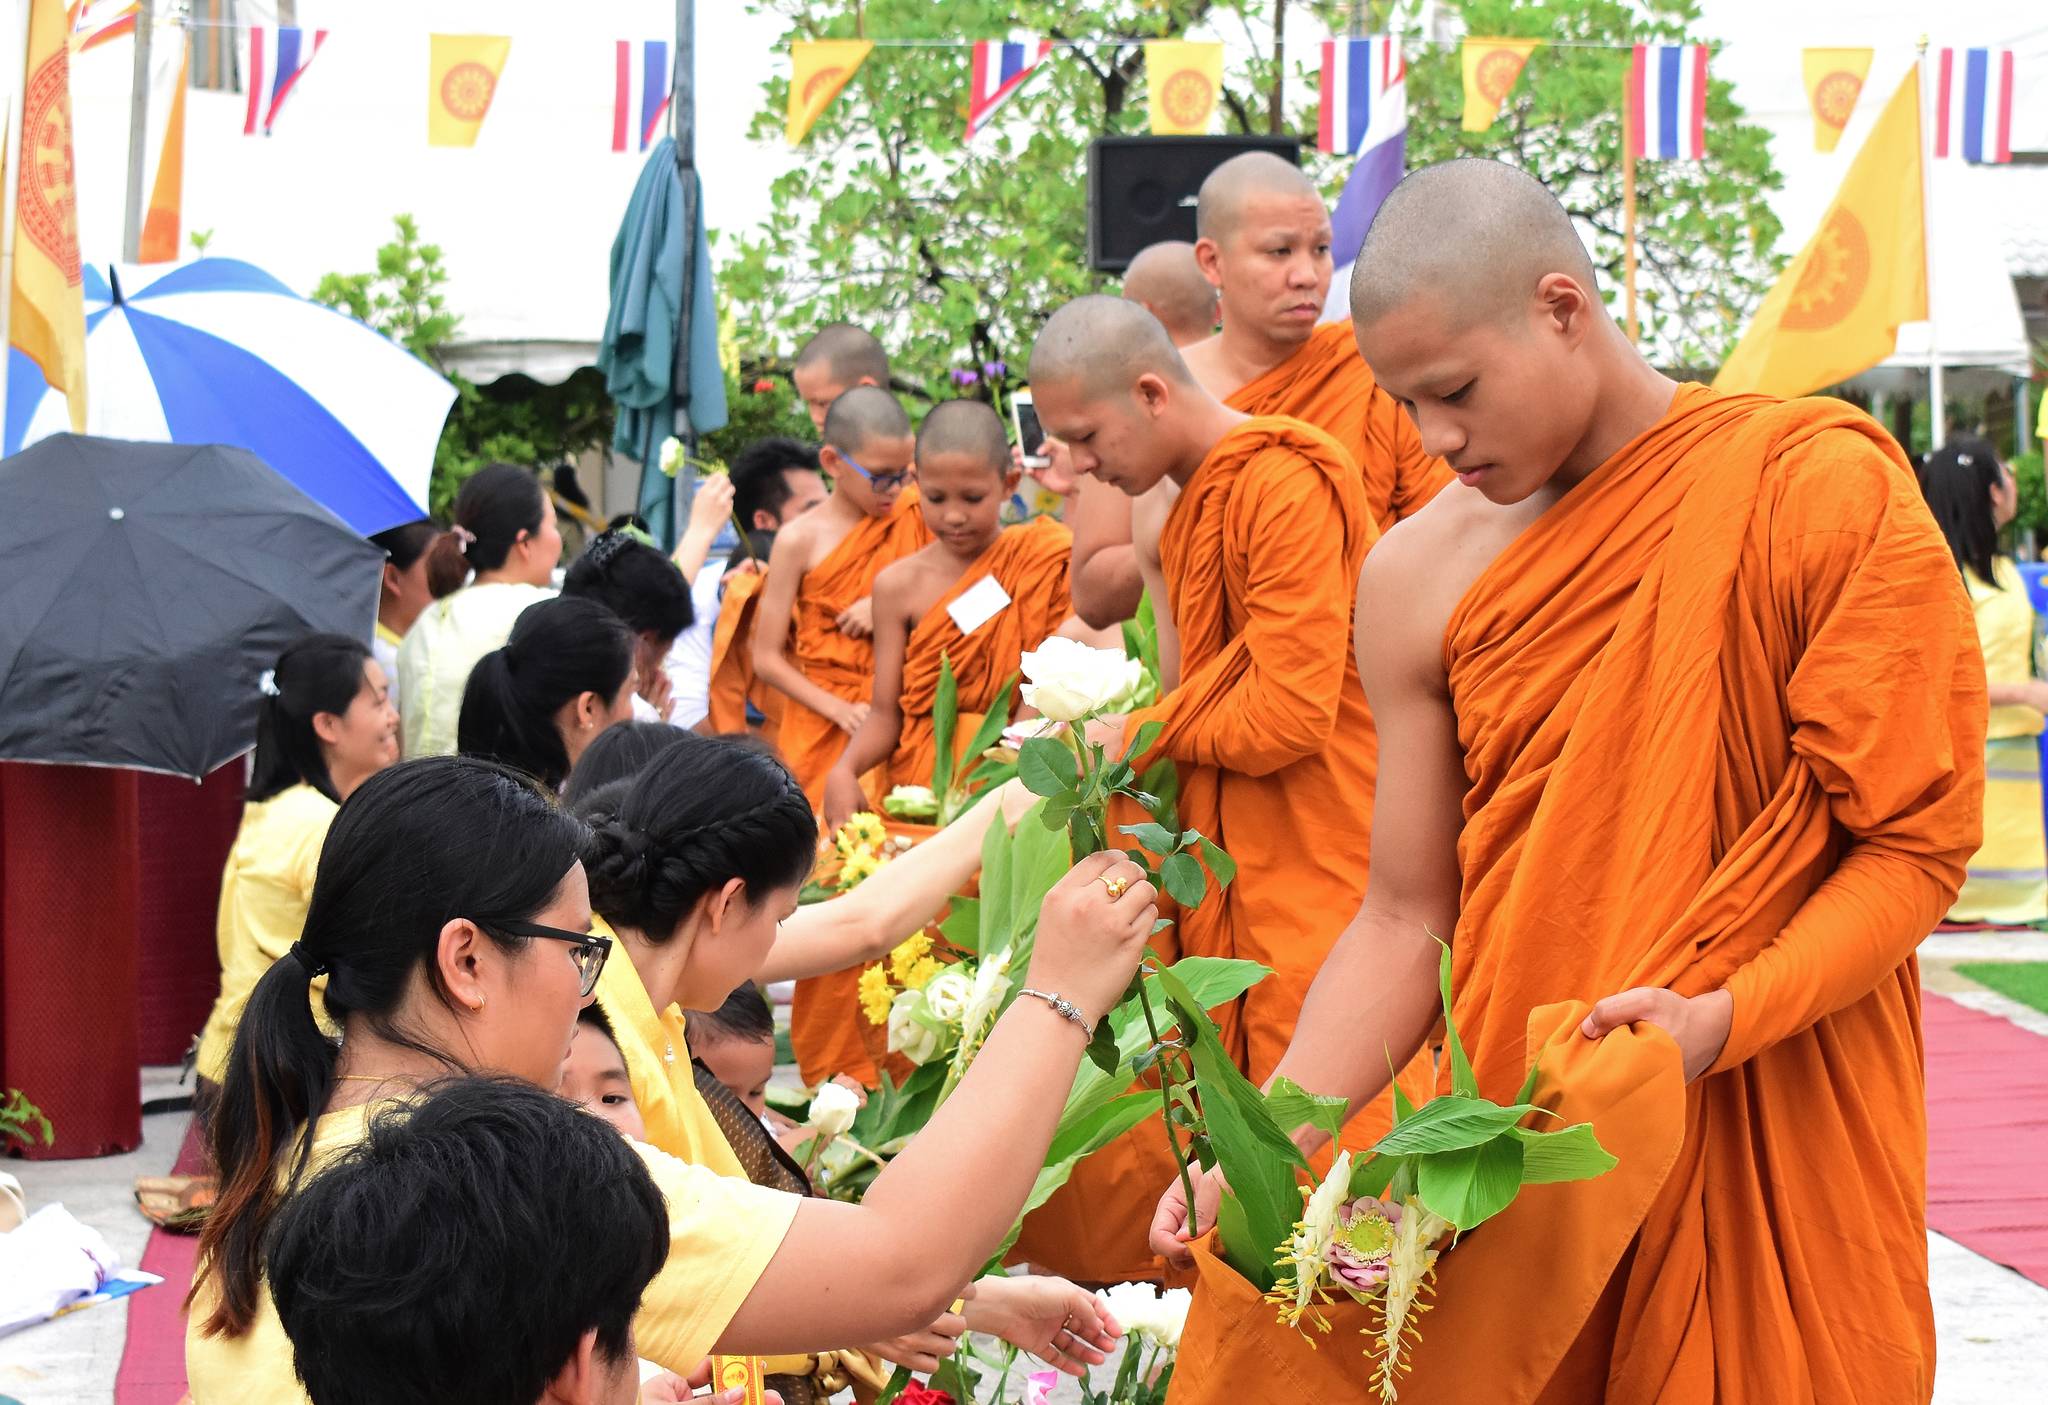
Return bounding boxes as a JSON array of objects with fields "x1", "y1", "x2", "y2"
[
  {"x1": 0, "y1": 435, "x2": 384, "y2": 779},
  {"x1": 3, "y1": 260, "x2": 456, "y2": 536}
]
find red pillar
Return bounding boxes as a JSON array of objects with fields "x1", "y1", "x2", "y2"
[
  {"x1": 135, "y1": 764, "x2": 242, "y2": 1065},
  {"x1": 1, "y1": 763, "x2": 142, "y2": 1159}
]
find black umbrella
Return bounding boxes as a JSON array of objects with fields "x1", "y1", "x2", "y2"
[{"x1": 0, "y1": 435, "x2": 382, "y2": 779}]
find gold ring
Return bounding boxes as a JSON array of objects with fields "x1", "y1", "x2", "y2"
[{"x1": 1098, "y1": 873, "x2": 1130, "y2": 900}]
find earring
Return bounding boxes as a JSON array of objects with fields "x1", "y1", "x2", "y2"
[{"x1": 473, "y1": 993, "x2": 486, "y2": 1012}]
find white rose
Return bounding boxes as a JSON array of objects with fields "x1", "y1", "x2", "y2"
[
  {"x1": 887, "y1": 989, "x2": 942, "y2": 1064},
  {"x1": 1141, "y1": 1287, "x2": 1191, "y2": 1350},
  {"x1": 958, "y1": 950, "x2": 1012, "y2": 1047},
  {"x1": 804, "y1": 1080, "x2": 859, "y2": 1138},
  {"x1": 1019, "y1": 637, "x2": 1144, "y2": 724},
  {"x1": 921, "y1": 968, "x2": 974, "y2": 1024},
  {"x1": 883, "y1": 784, "x2": 939, "y2": 819},
  {"x1": 657, "y1": 436, "x2": 683, "y2": 477},
  {"x1": 1096, "y1": 1282, "x2": 1192, "y2": 1353}
]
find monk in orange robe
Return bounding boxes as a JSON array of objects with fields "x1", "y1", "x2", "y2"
[
  {"x1": 824, "y1": 401, "x2": 1072, "y2": 830},
  {"x1": 705, "y1": 438, "x2": 831, "y2": 737},
  {"x1": 1156, "y1": 160, "x2": 1983, "y2": 1404},
  {"x1": 753, "y1": 386, "x2": 932, "y2": 1086},
  {"x1": 1015, "y1": 295, "x2": 1397, "y2": 1283},
  {"x1": 704, "y1": 571, "x2": 781, "y2": 740}
]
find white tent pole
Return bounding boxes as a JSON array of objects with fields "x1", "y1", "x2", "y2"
[
  {"x1": 0, "y1": 0, "x2": 30, "y2": 441},
  {"x1": 1919, "y1": 39, "x2": 1944, "y2": 452}
]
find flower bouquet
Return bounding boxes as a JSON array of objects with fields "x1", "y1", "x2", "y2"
[{"x1": 801, "y1": 811, "x2": 914, "y2": 903}]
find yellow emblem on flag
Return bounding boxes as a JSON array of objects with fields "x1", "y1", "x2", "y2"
[
  {"x1": 1146, "y1": 41, "x2": 1223, "y2": 135},
  {"x1": 1714, "y1": 68, "x2": 1924, "y2": 400},
  {"x1": 428, "y1": 34, "x2": 511, "y2": 148},
  {"x1": 10, "y1": 0, "x2": 86, "y2": 429},
  {"x1": 786, "y1": 40, "x2": 874, "y2": 145},
  {"x1": 1461, "y1": 37, "x2": 1541, "y2": 132},
  {"x1": 1803, "y1": 48, "x2": 1873, "y2": 153}
]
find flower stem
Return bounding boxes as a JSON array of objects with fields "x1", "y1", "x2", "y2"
[{"x1": 1135, "y1": 978, "x2": 1200, "y2": 1240}]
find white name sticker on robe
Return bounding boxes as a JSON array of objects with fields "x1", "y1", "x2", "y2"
[{"x1": 947, "y1": 575, "x2": 1012, "y2": 635}]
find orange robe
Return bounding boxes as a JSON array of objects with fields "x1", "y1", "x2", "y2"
[
  {"x1": 705, "y1": 569, "x2": 783, "y2": 742},
  {"x1": 785, "y1": 490, "x2": 932, "y2": 1087},
  {"x1": 884, "y1": 516, "x2": 1073, "y2": 795},
  {"x1": 1168, "y1": 388, "x2": 1984, "y2": 1402}
]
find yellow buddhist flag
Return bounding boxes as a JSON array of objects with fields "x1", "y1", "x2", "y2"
[
  {"x1": 1803, "y1": 47, "x2": 1874, "y2": 153},
  {"x1": 1147, "y1": 41, "x2": 1223, "y2": 135},
  {"x1": 786, "y1": 40, "x2": 873, "y2": 145},
  {"x1": 10, "y1": 0, "x2": 86, "y2": 429},
  {"x1": 1461, "y1": 37, "x2": 1541, "y2": 132},
  {"x1": 1714, "y1": 68, "x2": 1924, "y2": 399},
  {"x1": 428, "y1": 34, "x2": 511, "y2": 148}
]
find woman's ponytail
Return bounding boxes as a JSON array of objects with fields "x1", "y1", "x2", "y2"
[
  {"x1": 457, "y1": 598, "x2": 633, "y2": 792},
  {"x1": 423, "y1": 527, "x2": 473, "y2": 599}
]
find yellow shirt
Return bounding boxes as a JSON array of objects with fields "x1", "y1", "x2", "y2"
[
  {"x1": 593, "y1": 917, "x2": 750, "y2": 1180},
  {"x1": 396, "y1": 580, "x2": 554, "y2": 757},
  {"x1": 184, "y1": 1099, "x2": 800, "y2": 1403},
  {"x1": 194, "y1": 785, "x2": 335, "y2": 1084},
  {"x1": 1968, "y1": 557, "x2": 2045, "y2": 741}
]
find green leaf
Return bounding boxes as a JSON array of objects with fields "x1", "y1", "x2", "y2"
[
  {"x1": 1118, "y1": 821, "x2": 1179, "y2": 855},
  {"x1": 1018, "y1": 736, "x2": 1077, "y2": 797},
  {"x1": 1366, "y1": 1096, "x2": 1542, "y2": 1156},
  {"x1": 874, "y1": 1366, "x2": 914, "y2": 1405},
  {"x1": 1143, "y1": 956, "x2": 1267, "y2": 1017},
  {"x1": 1512, "y1": 1053, "x2": 1543, "y2": 1111},
  {"x1": 1437, "y1": 936, "x2": 1478, "y2": 1098},
  {"x1": 1121, "y1": 719, "x2": 1164, "y2": 766},
  {"x1": 948, "y1": 672, "x2": 1018, "y2": 798},
  {"x1": 1347, "y1": 1152, "x2": 1400, "y2": 1201},
  {"x1": 1083, "y1": 1016, "x2": 1121, "y2": 1076},
  {"x1": 1160, "y1": 851, "x2": 1207, "y2": 909},
  {"x1": 1196, "y1": 836, "x2": 1238, "y2": 890},
  {"x1": 1416, "y1": 1134, "x2": 1525, "y2": 1231},
  {"x1": 937, "y1": 896, "x2": 980, "y2": 955},
  {"x1": 1510, "y1": 1122, "x2": 1618, "y2": 1185},
  {"x1": 1214, "y1": 1189, "x2": 1275, "y2": 1292},
  {"x1": 1388, "y1": 1048, "x2": 1419, "y2": 1125},
  {"x1": 1263, "y1": 1077, "x2": 1347, "y2": 1143},
  {"x1": 932, "y1": 653, "x2": 960, "y2": 801}
]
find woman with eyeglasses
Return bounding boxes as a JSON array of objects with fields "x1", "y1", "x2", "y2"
[
  {"x1": 457, "y1": 596, "x2": 638, "y2": 793},
  {"x1": 185, "y1": 754, "x2": 1155, "y2": 1402}
]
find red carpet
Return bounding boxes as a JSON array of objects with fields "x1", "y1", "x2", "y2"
[
  {"x1": 1923, "y1": 990, "x2": 2048, "y2": 1288},
  {"x1": 115, "y1": 1120, "x2": 205, "y2": 1405}
]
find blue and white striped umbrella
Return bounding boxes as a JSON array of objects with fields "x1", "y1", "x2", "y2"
[{"x1": 5, "y1": 259, "x2": 456, "y2": 536}]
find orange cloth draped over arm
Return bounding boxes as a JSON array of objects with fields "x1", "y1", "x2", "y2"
[
  {"x1": 784, "y1": 492, "x2": 932, "y2": 1088},
  {"x1": 1167, "y1": 387, "x2": 1984, "y2": 1405},
  {"x1": 705, "y1": 569, "x2": 783, "y2": 741},
  {"x1": 886, "y1": 517, "x2": 1073, "y2": 795}
]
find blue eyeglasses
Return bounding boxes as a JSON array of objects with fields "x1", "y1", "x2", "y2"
[{"x1": 840, "y1": 451, "x2": 913, "y2": 494}]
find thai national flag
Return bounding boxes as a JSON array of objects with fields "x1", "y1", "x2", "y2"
[
  {"x1": 1318, "y1": 36, "x2": 1403, "y2": 156},
  {"x1": 614, "y1": 40, "x2": 674, "y2": 153},
  {"x1": 1934, "y1": 48, "x2": 2015, "y2": 164},
  {"x1": 243, "y1": 26, "x2": 329, "y2": 137},
  {"x1": 1628, "y1": 44, "x2": 1708, "y2": 161},
  {"x1": 966, "y1": 37, "x2": 1053, "y2": 140}
]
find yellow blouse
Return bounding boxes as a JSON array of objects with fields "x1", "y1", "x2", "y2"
[
  {"x1": 184, "y1": 1099, "x2": 799, "y2": 1403},
  {"x1": 194, "y1": 785, "x2": 335, "y2": 1083},
  {"x1": 1968, "y1": 557, "x2": 2045, "y2": 741},
  {"x1": 592, "y1": 916, "x2": 750, "y2": 1181}
]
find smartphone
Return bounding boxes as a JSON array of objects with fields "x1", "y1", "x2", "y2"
[{"x1": 1011, "y1": 389, "x2": 1050, "y2": 470}]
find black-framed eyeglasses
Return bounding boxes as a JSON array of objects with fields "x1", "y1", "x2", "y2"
[
  {"x1": 481, "y1": 919, "x2": 612, "y2": 997},
  {"x1": 840, "y1": 450, "x2": 912, "y2": 493}
]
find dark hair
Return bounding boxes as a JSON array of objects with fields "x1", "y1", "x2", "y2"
[
  {"x1": 249, "y1": 635, "x2": 376, "y2": 804},
  {"x1": 195, "y1": 756, "x2": 588, "y2": 1338},
  {"x1": 562, "y1": 530, "x2": 694, "y2": 642},
  {"x1": 267, "y1": 1077, "x2": 667, "y2": 1405},
  {"x1": 1919, "y1": 435, "x2": 2008, "y2": 588},
  {"x1": 731, "y1": 437, "x2": 822, "y2": 529},
  {"x1": 368, "y1": 519, "x2": 442, "y2": 573},
  {"x1": 425, "y1": 464, "x2": 547, "y2": 598},
  {"x1": 579, "y1": 736, "x2": 816, "y2": 941},
  {"x1": 457, "y1": 598, "x2": 635, "y2": 792},
  {"x1": 690, "y1": 983, "x2": 775, "y2": 1050},
  {"x1": 560, "y1": 721, "x2": 693, "y2": 810}
]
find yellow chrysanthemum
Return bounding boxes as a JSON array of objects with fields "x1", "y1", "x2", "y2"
[
  {"x1": 900, "y1": 956, "x2": 942, "y2": 991},
  {"x1": 887, "y1": 933, "x2": 933, "y2": 984},
  {"x1": 846, "y1": 812, "x2": 886, "y2": 849},
  {"x1": 838, "y1": 849, "x2": 880, "y2": 888},
  {"x1": 858, "y1": 963, "x2": 894, "y2": 1026}
]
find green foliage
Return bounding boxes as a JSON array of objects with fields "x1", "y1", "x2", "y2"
[
  {"x1": 1, "y1": 1088, "x2": 53, "y2": 1148},
  {"x1": 1401, "y1": 0, "x2": 1784, "y2": 366},
  {"x1": 929, "y1": 655, "x2": 1020, "y2": 825},
  {"x1": 2010, "y1": 451, "x2": 2047, "y2": 545},
  {"x1": 697, "y1": 357, "x2": 817, "y2": 469},
  {"x1": 315, "y1": 215, "x2": 615, "y2": 519}
]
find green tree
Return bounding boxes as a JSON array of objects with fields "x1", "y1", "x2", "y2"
[{"x1": 730, "y1": 0, "x2": 1781, "y2": 384}]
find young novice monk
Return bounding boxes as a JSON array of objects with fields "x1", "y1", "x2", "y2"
[{"x1": 823, "y1": 400, "x2": 1073, "y2": 830}]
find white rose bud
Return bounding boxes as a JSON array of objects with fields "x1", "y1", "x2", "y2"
[
  {"x1": 657, "y1": 436, "x2": 683, "y2": 477},
  {"x1": 887, "y1": 989, "x2": 942, "y2": 1064},
  {"x1": 1020, "y1": 637, "x2": 1142, "y2": 724},
  {"x1": 921, "y1": 968, "x2": 974, "y2": 1024},
  {"x1": 804, "y1": 1080, "x2": 860, "y2": 1138}
]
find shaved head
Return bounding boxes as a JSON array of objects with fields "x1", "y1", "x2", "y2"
[
  {"x1": 821, "y1": 384, "x2": 911, "y2": 456},
  {"x1": 916, "y1": 399, "x2": 1009, "y2": 473},
  {"x1": 1029, "y1": 295, "x2": 1195, "y2": 398},
  {"x1": 1121, "y1": 242, "x2": 1218, "y2": 347},
  {"x1": 794, "y1": 322, "x2": 890, "y2": 386},
  {"x1": 1195, "y1": 151, "x2": 1320, "y2": 243},
  {"x1": 1351, "y1": 159, "x2": 1600, "y2": 330}
]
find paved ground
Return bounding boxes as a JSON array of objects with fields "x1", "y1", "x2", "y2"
[{"x1": 5, "y1": 937, "x2": 2045, "y2": 1404}]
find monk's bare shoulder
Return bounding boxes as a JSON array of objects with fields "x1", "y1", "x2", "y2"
[
  {"x1": 1179, "y1": 336, "x2": 1238, "y2": 401},
  {"x1": 874, "y1": 547, "x2": 951, "y2": 623},
  {"x1": 1359, "y1": 485, "x2": 1516, "y2": 685},
  {"x1": 768, "y1": 507, "x2": 828, "y2": 575}
]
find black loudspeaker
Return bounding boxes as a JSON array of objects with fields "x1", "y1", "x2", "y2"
[{"x1": 1086, "y1": 134, "x2": 1302, "y2": 272}]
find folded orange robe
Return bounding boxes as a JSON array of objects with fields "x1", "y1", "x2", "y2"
[
  {"x1": 705, "y1": 569, "x2": 783, "y2": 742},
  {"x1": 785, "y1": 491, "x2": 933, "y2": 1088},
  {"x1": 1014, "y1": 417, "x2": 1417, "y2": 1283},
  {"x1": 884, "y1": 516, "x2": 1073, "y2": 795},
  {"x1": 1169, "y1": 386, "x2": 1985, "y2": 1403}
]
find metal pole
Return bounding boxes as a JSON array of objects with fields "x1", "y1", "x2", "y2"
[
  {"x1": 1918, "y1": 39, "x2": 1943, "y2": 451},
  {"x1": 121, "y1": 0, "x2": 154, "y2": 264},
  {"x1": 0, "y1": 0, "x2": 31, "y2": 437}
]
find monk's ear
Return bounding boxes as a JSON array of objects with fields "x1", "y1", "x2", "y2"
[
  {"x1": 1193, "y1": 237, "x2": 1225, "y2": 289},
  {"x1": 1534, "y1": 272, "x2": 1595, "y2": 348},
  {"x1": 1001, "y1": 461, "x2": 1023, "y2": 495},
  {"x1": 1133, "y1": 372, "x2": 1173, "y2": 418}
]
